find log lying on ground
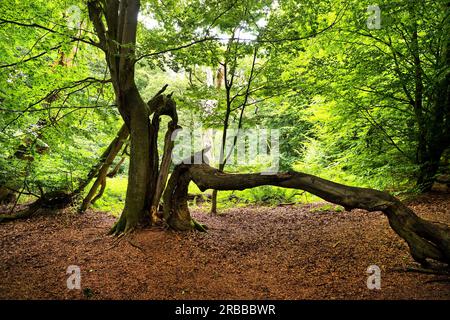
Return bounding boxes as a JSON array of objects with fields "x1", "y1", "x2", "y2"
[
  {"x1": 2, "y1": 124, "x2": 130, "y2": 218},
  {"x1": 0, "y1": 191, "x2": 73, "y2": 222},
  {"x1": 163, "y1": 162, "x2": 450, "y2": 266}
]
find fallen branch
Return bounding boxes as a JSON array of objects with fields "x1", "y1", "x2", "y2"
[{"x1": 163, "y1": 161, "x2": 450, "y2": 266}]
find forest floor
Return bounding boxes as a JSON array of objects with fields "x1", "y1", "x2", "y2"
[{"x1": 0, "y1": 192, "x2": 449, "y2": 300}]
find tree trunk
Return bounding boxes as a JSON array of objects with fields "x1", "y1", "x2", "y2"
[
  {"x1": 88, "y1": 0, "x2": 161, "y2": 234},
  {"x1": 107, "y1": 152, "x2": 127, "y2": 178},
  {"x1": 416, "y1": 2, "x2": 450, "y2": 191},
  {"x1": 164, "y1": 161, "x2": 450, "y2": 266},
  {"x1": 416, "y1": 149, "x2": 443, "y2": 192},
  {"x1": 150, "y1": 117, "x2": 180, "y2": 223},
  {"x1": 210, "y1": 189, "x2": 218, "y2": 214},
  {"x1": 79, "y1": 124, "x2": 129, "y2": 211},
  {"x1": 110, "y1": 89, "x2": 177, "y2": 234},
  {"x1": 110, "y1": 87, "x2": 152, "y2": 234},
  {"x1": 210, "y1": 46, "x2": 257, "y2": 214},
  {"x1": 410, "y1": 2, "x2": 449, "y2": 192}
]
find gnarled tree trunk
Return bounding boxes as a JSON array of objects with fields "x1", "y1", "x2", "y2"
[
  {"x1": 163, "y1": 161, "x2": 450, "y2": 266},
  {"x1": 108, "y1": 89, "x2": 178, "y2": 234},
  {"x1": 88, "y1": 0, "x2": 150, "y2": 234},
  {"x1": 149, "y1": 107, "x2": 180, "y2": 224},
  {"x1": 87, "y1": 0, "x2": 182, "y2": 234}
]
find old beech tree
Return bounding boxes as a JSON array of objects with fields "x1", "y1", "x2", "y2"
[{"x1": 82, "y1": 0, "x2": 450, "y2": 267}]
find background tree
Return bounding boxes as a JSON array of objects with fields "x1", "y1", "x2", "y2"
[
  {"x1": 278, "y1": 0, "x2": 449, "y2": 192},
  {"x1": 0, "y1": 0, "x2": 120, "y2": 212}
]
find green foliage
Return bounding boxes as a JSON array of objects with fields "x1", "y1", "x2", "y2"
[
  {"x1": 309, "y1": 204, "x2": 345, "y2": 213},
  {"x1": 0, "y1": 0, "x2": 120, "y2": 199},
  {"x1": 231, "y1": 186, "x2": 302, "y2": 205},
  {"x1": 1, "y1": 0, "x2": 448, "y2": 215},
  {"x1": 187, "y1": 185, "x2": 320, "y2": 209},
  {"x1": 262, "y1": 0, "x2": 450, "y2": 191}
]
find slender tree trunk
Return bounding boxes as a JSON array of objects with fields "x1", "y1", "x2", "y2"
[
  {"x1": 409, "y1": 3, "x2": 449, "y2": 192},
  {"x1": 416, "y1": 2, "x2": 450, "y2": 191},
  {"x1": 210, "y1": 47, "x2": 257, "y2": 213},
  {"x1": 79, "y1": 124, "x2": 129, "y2": 211},
  {"x1": 107, "y1": 152, "x2": 127, "y2": 178},
  {"x1": 210, "y1": 189, "x2": 219, "y2": 214},
  {"x1": 210, "y1": 107, "x2": 230, "y2": 214}
]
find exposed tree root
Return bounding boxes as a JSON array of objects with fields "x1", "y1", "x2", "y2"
[
  {"x1": 108, "y1": 214, "x2": 135, "y2": 235},
  {"x1": 424, "y1": 278, "x2": 450, "y2": 284},
  {"x1": 126, "y1": 238, "x2": 146, "y2": 253},
  {"x1": 405, "y1": 267, "x2": 450, "y2": 276}
]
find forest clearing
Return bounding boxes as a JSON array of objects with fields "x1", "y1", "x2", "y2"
[
  {"x1": 1, "y1": 192, "x2": 449, "y2": 300},
  {"x1": 1, "y1": 0, "x2": 449, "y2": 307}
]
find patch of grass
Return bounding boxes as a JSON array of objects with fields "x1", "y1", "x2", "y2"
[
  {"x1": 16, "y1": 194, "x2": 38, "y2": 204},
  {"x1": 90, "y1": 176, "x2": 127, "y2": 217},
  {"x1": 89, "y1": 176, "x2": 327, "y2": 215},
  {"x1": 188, "y1": 181, "x2": 205, "y2": 194},
  {"x1": 310, "y1": 204, "x2": 345, "y2": 213}
]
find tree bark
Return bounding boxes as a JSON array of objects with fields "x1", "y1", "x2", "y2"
[
  {"x1": 409, "y1": 2, "x2": 450, "y2": 192},
  {"x1": 110, "y1": 87, "x2": 152, "y2": 234},
  {"x1": 88, "y1": 0, "x2": 161, "y2": 234},
  {"x1": 107, "y1": 151, "x2": 127, "y2": 178},
  {"x1": 109, "y1": 89, "x2": 177, "y2": 234},
  {"x1": 164, "y1": 162, "x2": 450, "y2": 266},
  {"x1": 79, "y1": 124, "x2": 129, "y2": 211},
  {"x1": 416, "y1": 150, "x2": 443, "y2": 192},
  {"x1": 150, "y1": 116, "x2": 180, "y2": 223}
]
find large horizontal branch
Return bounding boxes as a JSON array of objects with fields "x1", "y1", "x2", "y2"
[
  {"x1": 163, "y1": 163, "x2": 450, "y2": 266},
  {"x1": 189, "y1": 165, "x2": 395, "y2": 211}
]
